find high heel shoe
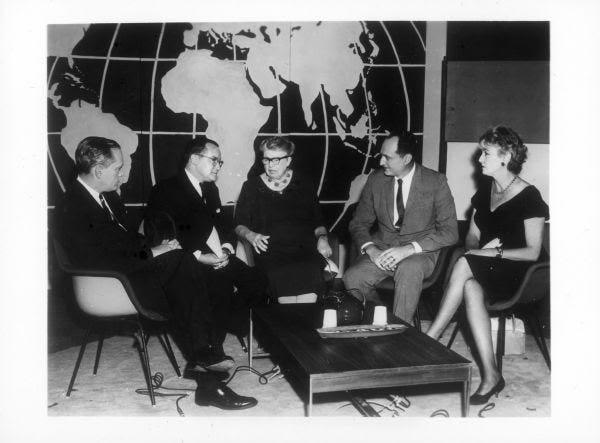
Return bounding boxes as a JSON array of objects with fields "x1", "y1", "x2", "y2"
[{"x1": 470, "y1": 377, "x2": 505, "y2": 405}]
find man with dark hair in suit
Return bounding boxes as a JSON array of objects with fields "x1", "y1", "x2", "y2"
[
  {"x1": 146, "y1": 136, "x2": 267, "y2": 351},
  {"x1": 54, "y1": 136, "x2": 257, "y2": 410},
  {"x1": 343, "y1": 130, "x2": 459, "y2": 323}
]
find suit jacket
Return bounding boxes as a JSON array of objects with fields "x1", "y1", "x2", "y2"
[
  {"x1": 349, "y1": 165, "x2": 458, "y2": 253},
  {"x1": 54, "y1": 180, "x2": 152, "y2": 272},
  {"x1": 146, "y1": 172, "x2": 236, "y2": 254}
]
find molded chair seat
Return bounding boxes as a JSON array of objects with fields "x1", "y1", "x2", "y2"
[{"x1": 52, "y1": 238, "x2": 181, "y2": 406}]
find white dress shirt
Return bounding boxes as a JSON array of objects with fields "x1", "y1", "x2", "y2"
[
  {"x1": 360, "y1": 163, "x2": 423, "y2": 254},
  {"x1": 184, "y1": 168, "x2": 234, "y2": 258}
]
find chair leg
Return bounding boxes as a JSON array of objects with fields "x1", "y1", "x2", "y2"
[
  {"x1": 158, "y1": 333, "x2": 181, "y2": 377},
  {"x1": 496, "y1": 315, "x2": 506, "y2": 375},
  {"x1": 447, "y1": 322, "x2": 460, "y2": 349},
  {"x1": 93, "y1": 331, "x2": 104, "y2": 375},
  {"x1": 67, "y1": 326, "x2": 92, "y2": 397},
  {"x1": 248, "y1": 310, "x2": 254, "y2": 368},
  {"x1": 525, "y1": 311, "x2": 551, "y2": 370},
  {"x1": 135, "y1": 323, "x2": 156, "y2": 406},
  {"x1": 413, "y1": 305, "x2": 422, "y2": 332}
]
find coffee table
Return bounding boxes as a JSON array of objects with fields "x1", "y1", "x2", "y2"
[{"x1": 252, "y1": 304, "x2": 472, "y2": 416}]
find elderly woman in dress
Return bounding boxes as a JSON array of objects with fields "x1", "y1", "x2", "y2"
[
  {"x1": 234, "y1": 136, "x2": 333, "y2": 302},
  {"x1": 426, "y1": 126, "x2": 549, "y2": 404}
]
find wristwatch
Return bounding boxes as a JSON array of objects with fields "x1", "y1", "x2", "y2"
[{"x1": 495, "y1": 246, "x2": 503, "y2": 258}]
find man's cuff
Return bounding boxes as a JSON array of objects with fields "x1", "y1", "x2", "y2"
[
  {"x1": 360, "y1": 241, "x2": 374, "y2": 254},
  {"x1": 411, "y1": 241, "x2": 422, "y2": 253},
  {"x1": 222, "y1": 243, "x2": 235, "y2": 255},
  {"x1": 193, "y1": 250, "x2": 202, "y2": 260}
]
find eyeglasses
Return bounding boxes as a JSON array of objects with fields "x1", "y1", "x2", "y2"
[
  {"x1": 199, "y1": 154, "x2": 224, "y2": 168},
  {"x1": 261, "y1": 155, "x2": 291, "y2": 166}
]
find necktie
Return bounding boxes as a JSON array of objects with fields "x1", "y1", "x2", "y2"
[
  {"x1": 199, "y1": 182, "x2": 206, "y2": 204},
  {"x1": 100, "y1": 194, "x2": 126, "y2": 231},
  {"x1": 395, "y1": 178, "x2": 405, "y2": 228}
]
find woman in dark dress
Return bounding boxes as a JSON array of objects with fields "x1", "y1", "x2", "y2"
[
  {"x1": 426, "y1": 126, "x2": 549, "y2": 404},
  {"x1": 234, "y1": 136, "x2": 333, "y2": 302}
]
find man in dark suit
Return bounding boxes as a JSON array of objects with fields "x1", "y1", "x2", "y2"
[
  {"x1": 54, "y1": 136, "x2": 257, "y2": 410},
  {"x1": 343, "y1": 131, "x2": 459, "y2": 322},
  {"x1": 146, "y1": 136, "x2": 267, "y2": 347}
]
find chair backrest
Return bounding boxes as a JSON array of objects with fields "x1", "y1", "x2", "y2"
[
  {"x1": 52, "y1": 237, "x2": 138, "y2": 318},
  {"x1": 487, "y1": 262, "x2": 550, "y2": 311},
  {"x1": 52, "y1": 237, "x2": 73, "y2": 271}
]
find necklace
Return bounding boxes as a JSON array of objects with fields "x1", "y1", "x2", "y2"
[
  {"x1": 493, "y1": 175, "x2": 518, "y2": 194},
  {"x1": 266, "y1": 170, "x2": 292, "y2": 188}
]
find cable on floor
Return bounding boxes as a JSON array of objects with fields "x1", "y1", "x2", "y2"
[
  {"x1": 135, "y1": 364, "x2": 281, "y2": 416},
  {"x1": 477, "y1": 402, "x2": 495, "y2": 417}
]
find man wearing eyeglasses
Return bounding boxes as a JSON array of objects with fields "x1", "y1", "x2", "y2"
[{"x1": 146, "y1": 136, "x2": 267, "y2": 381}]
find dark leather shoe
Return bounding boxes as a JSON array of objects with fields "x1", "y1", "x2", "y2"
[
  {"x1": 470, "y1": 377, "x2": 505, "y2": 405},
  {"x1": 195, "y1": 384, "x2": 258, "y2": 410}
]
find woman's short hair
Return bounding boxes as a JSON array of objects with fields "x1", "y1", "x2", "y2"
[
  {"x1": 75, "y1": 136, "x2": 121, "y2": 175},
  {"x1": 258, "y1": 136, "x2": 295, "y2": 156},
  {"x1": 479, "y1": 125, "x2": 528, "y2": 174}
]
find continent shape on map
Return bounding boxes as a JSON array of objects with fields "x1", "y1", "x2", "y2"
[
  {"x1": 161, "y1": 49, "x2": 272, "y2": 203},
  {"x1": 48, "y1": 84, "x2": 139, "y2": 184},
  {"x1": 47, "y1": 24, "x2": 89, "y2": 68},
  {"x1": 186, "y1": 22, "x2": 375, "y2": 140}
]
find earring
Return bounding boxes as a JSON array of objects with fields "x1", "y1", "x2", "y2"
[{"x1": 501, "y1": 162, "x2": 505, "y2": 166}]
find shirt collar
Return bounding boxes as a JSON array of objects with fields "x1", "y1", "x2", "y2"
[
  {"x1": 77, "y1": 176, "x2": 102, "y2": 206},
  {"x1": 185, "y1": 168, "x2": 202, "y2": 197},
  {"x1": 395, "y1": 162, "x2": 416, "y2": 185},
  {"x1": 403, "y1": 162, "x2": 416, "y2": 185}
]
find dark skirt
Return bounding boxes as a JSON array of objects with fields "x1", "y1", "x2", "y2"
[
  {"x1": 464, "y1": 255, "x2": 533, "y2": 303},
  {"x1": 255, "y1": 251, "x2": 326, "y2": 301}
]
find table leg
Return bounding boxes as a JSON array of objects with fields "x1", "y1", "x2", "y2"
[
  {"x1": 307, "y1": 380, "x2": 313, "y2": 417},
  {"x1": 462, "y1": 367, "x2": 471, "y2": 417}
]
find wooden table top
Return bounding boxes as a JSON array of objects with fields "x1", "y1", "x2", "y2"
[{"x1": 253, "y1": 304, "x2": 470, "y2": 376}]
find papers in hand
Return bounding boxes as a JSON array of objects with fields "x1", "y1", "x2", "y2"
[
  {"x1": 206, "y1": 227, "x2": 225, "y2": 258},
  {"x1": 324, "y1": 257, "x2": 340, "y2": 277}
]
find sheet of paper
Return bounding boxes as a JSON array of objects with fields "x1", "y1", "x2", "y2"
[
  {"x1": 324, "y1": 257, "x2": 340, "y2": 276},
  {"x1": 206, "y1": 227, "x2": 224, "y2": 258}
]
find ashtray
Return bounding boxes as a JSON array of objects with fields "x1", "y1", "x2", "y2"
[{"x1": 316, "y1": 323, "x2": 408, "y2": 339}]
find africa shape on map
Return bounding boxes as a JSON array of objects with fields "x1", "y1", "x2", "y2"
[{"x1": 48, "y1": 22, "x2": 426, "y2": 228}]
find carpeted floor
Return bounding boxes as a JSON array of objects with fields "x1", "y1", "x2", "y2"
[{"x1": 47, "y1": 320, "x2": 550, "y2": 418}]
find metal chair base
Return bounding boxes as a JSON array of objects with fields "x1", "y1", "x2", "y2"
[{"x1": 65, "y1": 318, "x2": 181, "y2": 405}]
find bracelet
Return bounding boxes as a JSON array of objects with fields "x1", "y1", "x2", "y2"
[{"x1": 495, "y1": 246, "x2": 503, "y2": 258}]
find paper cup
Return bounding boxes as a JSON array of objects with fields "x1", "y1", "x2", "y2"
[
  {"x1": 322, "y1": 309, "x2": 338, "y2": 328},
  {"x1": 372, "y1": 306, "x2": 387, "y2": 325}
]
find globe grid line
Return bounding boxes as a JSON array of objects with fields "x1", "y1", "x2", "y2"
[
  {"x1": 316, "y1": 87, "x2": 330, "y2": 197},
  {"x1": 48, "y1": 131, "x2": 423, "y2": 137},
  {"x1": 98, "y1": 24, "x2": 121, "y2": 110},
  {"x1": 61, "y1": 54, "x2": 425, "y2": 69},
  {"x1": 148, "y1": 23, "x2": 167, "y2": 187},
  {"x1": 410, "y1": 21, "x2": 426, "y2": 51},
  {"x1": 47, "y1": 56, "x2": 66, "y2": 193},
  {"x1": 380, "y1": 21, "x2": 411, "y2": 132}
]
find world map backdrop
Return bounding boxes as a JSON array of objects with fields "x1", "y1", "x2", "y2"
[{"x1": 47, "y1": 22, "x2": 426, "y2": 230}]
